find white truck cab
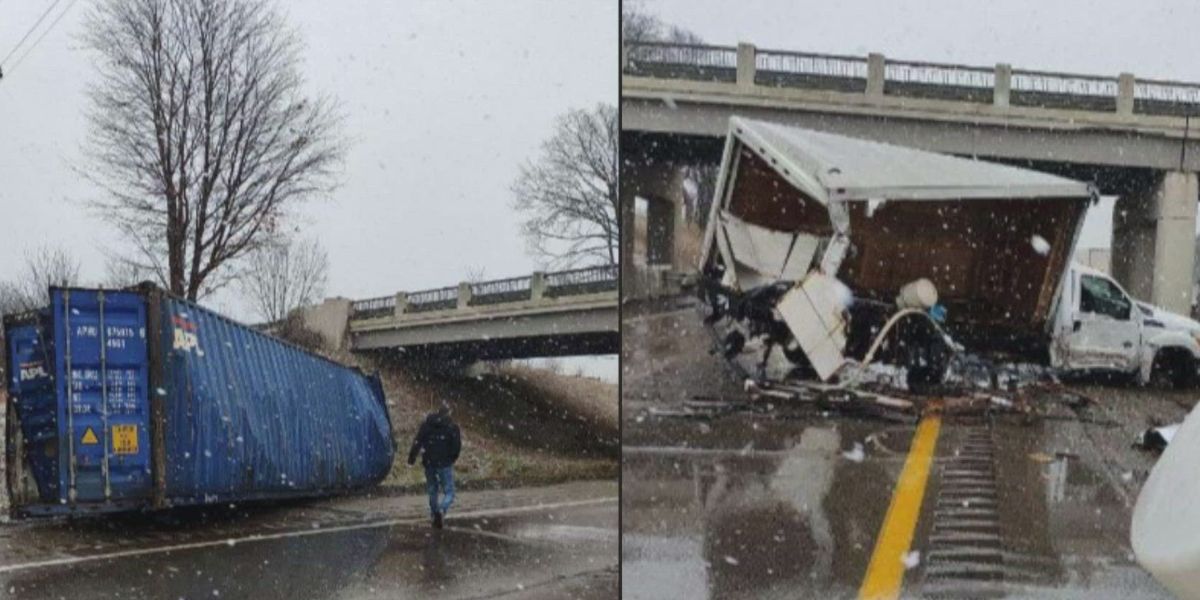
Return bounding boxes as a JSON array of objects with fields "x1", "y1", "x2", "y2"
[{"x1": 1050, "y1": 263, "x2": 1200, "y2": 386}]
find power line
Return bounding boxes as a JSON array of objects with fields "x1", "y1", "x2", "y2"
[
  {"x1": 0, "y1": 0, "x2": 65, "y2": 67},
  {"x1": 5, "y1": 0, "x2": 81, "y2": 77}
]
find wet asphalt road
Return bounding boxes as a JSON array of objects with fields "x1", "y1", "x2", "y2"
[
  {"x1": 622, "y1": 296, "x2": 1188, "y2": 599},
  {"x1": 0, "y1": 480, "x2": 617, "y2": 599}
]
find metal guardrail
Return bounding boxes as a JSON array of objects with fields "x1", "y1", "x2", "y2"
[
  {"x1": 884, "y1": 59, "x2": 996, "y2": 103},
  {"x1": 469, "y1": 275, "x2": 532, "y2": 306},
  {"x1": 757, "y1": 49, "x2": 868, "y2": 79},
  {"x1": 627, "y1": 41, "x2": 737, "y2": 67},
  {"x1": 1134, "y1": 78, "x2": 1200, "y2": 116},
  {"x1": 349, "y1": 265, "x2": 617, "y2": 320},
  {"x1": 754, "y1": 49, "x2": 868, "y2": 92},
  {"x1": 1137, "y1": 78, "x2": 1200, "y2": 103},
  {"x1": 545, "y1": 265, "x2": 619, "y2": 297},
  {"x1": 885, "y1": 59, "x2": 994, "y2": 89},
  {"x1": 407, "y1": 286, "x2": 459, "y2": 313},
  {"x1": 1010, "y1": 69, "x2": 1118, "y2": 97},
  {"x1": 350, "y1": 296, "x2": 395, "y2": 320},
  {"x1": 623, "y1": 41, "x2": 1200, "y2": 116},
  {"x1": 624, "y1": 41, "x2": 738, "y2": 83}
]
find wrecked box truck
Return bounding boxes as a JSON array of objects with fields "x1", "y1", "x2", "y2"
[{"x1": 698, "y1": 117, "x2": 1099, "y2": 395}]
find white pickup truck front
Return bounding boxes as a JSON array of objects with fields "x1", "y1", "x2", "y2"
[{"x1": 1049, "y1": 263, "x2": 1200, "y2": 387}]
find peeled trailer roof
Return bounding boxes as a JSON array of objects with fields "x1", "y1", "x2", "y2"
[{"x1": 725, "y1": 117, "x2": 1093, "y2": 203}]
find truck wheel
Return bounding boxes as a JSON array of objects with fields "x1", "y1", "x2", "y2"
[{"x1": 1151, "y1": 350, "x2": 1198, "y2": 389}]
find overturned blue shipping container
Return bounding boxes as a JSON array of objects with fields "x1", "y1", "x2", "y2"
[{"x1": 4, "y1": 286, "x2": 394, "y2": 518}]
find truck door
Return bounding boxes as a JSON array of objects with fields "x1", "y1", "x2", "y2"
[{"x1": 1063, "y1": 273, "x2": 1141, "y2": 371}]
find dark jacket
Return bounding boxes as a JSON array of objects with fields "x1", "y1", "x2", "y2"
[{"x1": 407, "y1": 412, "x2": 461, "y2": 469}]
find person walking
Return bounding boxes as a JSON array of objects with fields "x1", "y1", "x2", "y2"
[{"x1": 408, "y1": 403, "x2": 461, "y2": 529}]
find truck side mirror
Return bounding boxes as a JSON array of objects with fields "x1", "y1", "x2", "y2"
[{"x1": 1073, "y1": 320, "x2": 1082, "y2": 332}]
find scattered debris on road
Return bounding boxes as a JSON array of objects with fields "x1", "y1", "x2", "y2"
[{"x1": 1136, "y1": 424, "x2": 1181, "y2": 452}]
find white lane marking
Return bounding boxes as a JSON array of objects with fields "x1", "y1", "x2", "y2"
[{"x1": 0, "y1": 497, "x2": 617, "y2": 574}]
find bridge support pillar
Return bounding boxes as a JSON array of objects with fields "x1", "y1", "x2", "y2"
[
  {"x1": 620, "y1": 182, "x2": 636, "y2": 281},
  {"x1": 621, "y1": 161, "x2": 692, "y2": 269},
  {"x1": 1112, "y1": 170, "x2": 1197, "y2": 314},
  {"x1": 620, "y1": 160, "x2": 696, "y2": 298}
]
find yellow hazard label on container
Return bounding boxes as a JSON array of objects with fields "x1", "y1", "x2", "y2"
[
  {"x1": 111, "y1": 424, "x2": 138, "y2": 455},
  {"x1": 80, "y1": 427, "x2": 99, "y2": 445}
]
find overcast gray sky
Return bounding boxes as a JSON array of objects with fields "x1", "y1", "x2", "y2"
[
  {"x1": 0, "y1": 0, "x2": 615, "y2": 312},
  {"x1": 641, "y1": 0, "x2": 1200, "y2": 248}
]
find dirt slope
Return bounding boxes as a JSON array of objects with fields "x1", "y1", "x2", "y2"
[{"x1": 373, "y1": 362, "x2": 618, "y2": 490}]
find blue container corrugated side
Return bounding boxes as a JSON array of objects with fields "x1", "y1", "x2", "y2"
[
  {"x1": 157, "y1": 295, "x2": 394, "y2": 505},
  {"x1": 3, "y1": 287, "x2": 395, "y2": 517}
]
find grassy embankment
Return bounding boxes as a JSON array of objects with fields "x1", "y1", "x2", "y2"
[{"x1": 371, "y1": 361, "x2": 619, "y2": 492}]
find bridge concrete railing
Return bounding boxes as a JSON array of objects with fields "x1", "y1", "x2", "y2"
[
  {"x1": 347, "y1": 264, "x2": 619, "y2": 323},
  {"x1": 623, "y1": 41, "x2": 1200, "y2": 117}
]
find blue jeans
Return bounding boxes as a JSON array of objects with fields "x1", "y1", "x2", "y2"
[{"x1": 425, "y1": 466, "x2": 455, "y2": 516}]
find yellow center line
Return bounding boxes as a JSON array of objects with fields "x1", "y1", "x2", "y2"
[{"x1": 858, "y1": 412, "x2": 943, "y2": 600}]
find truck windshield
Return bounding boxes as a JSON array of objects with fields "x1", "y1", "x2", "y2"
[{"x1": 1080, "y1": 274, "x2": 1132, "y2": 320}]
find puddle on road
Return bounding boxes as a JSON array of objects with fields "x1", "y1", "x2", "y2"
[{"x1": 624, "y1": 417, "x2": 905, "y2": 600}]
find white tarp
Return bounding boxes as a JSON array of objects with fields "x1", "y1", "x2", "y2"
[{"x1": 728, "y1": 117, "x2": 1093, "y2": 203}]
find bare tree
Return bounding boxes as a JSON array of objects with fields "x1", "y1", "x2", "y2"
[
  {"x1": 103, "y1": 255, "x2": 154, "y2": 290},
  {"x1": 0, "y1": 282, "x2": 27, "y2": 319},
  {"x1": 512, "y1": 104, "x2": 618, "y2": 268},
  {"x1": 463, "y1": 265, "x2": 488, "y2": 283},
  {"x1": 83, "y1": 0, "x2": 344, "y2": 301},
  {"x1": 240, "y1": 236, "x2": 328, "y2": 323},
  {"x1": 622, "y1": 1, "x2": 704, "y2": 44},
  {"x1": 0, "y1": 246, "x2": 83, "y2": 316}
]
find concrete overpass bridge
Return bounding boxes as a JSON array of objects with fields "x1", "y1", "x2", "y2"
[
  {"x1": 300, "y1": 266, "x2": 618, "y2": 362},
  {"x1": 622, "y1": 41, "x2": 1200, "y2": 314}
]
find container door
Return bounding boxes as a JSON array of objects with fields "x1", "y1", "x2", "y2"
[{"x1": 53, "y1": 289, "x2": 152, "y2": 504}]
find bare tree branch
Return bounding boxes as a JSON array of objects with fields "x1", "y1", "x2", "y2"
[
  {"x1": 239, "y1": 235, "x2": 328, "y2": 323},
  {"x1": 0, "y1": 246, "x2": 82, "y2": 316},
  {"x1": 622, "y1": 1, "x2": 705, "y2": 44},
  {"x1": 463, "y1": 265, "x2": 488, "y2": 284},
  {"x1": 83, "y1": 0, "x2": 344, "y2": 301},
  {"x1": 511, "y1": 104, "x2": 618, "y2": 269}
]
